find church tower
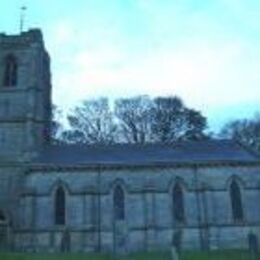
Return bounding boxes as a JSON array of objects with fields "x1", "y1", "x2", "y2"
[{"x1": 0, "y1": 29, "x2": 52, "y2": 160}]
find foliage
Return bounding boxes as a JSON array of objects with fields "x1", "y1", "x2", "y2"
[
  {"x1": 151, "y1": 96, "x2": 207, "y2": 143},
  {"x1": 220, "y1": 113, "x2": 260, "y2": 152},
  {"x1": 60, "y1": 95, "x2": 208, "y2": 144}
]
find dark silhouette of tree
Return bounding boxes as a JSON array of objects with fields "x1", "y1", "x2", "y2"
[
  {"x1": 220, "y1": 113, "x2": 260, "y2": 152},
  {"x1": 60, "y1": 129, "x2": 86, "y2": 144},
  {"x1": 151, "y1": 96, "x2": 207, "y2": 143}
]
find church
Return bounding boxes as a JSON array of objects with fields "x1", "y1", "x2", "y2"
[{"x1": 0, "y1": 29, "x2": 259, "y2": 253}]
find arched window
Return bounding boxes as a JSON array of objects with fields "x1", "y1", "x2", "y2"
[
  {"x1": 230, "y1": 180, "x2": 243, "y2": 222},
  {"x1": 0, "y1": 210, "x2": 6, "y2": 222},
  {"x1": 173, "y1": 183, "x2": 185, "y2": 223},
  {"x1": 0, "y1": 210, "x2": 7, "y2": 246},
  {"x1": 55, "y1": 186, "x2": 66, "y2": 225},
  {"x1": 3, "y1": 54, "x2": 18, "y2": 87},
  {"x1": 113, "y1": 185, "x2": 125, "y2": 221}
]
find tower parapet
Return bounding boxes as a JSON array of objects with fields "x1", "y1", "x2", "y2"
[{"x1": 0, "y1": 29, "x2": 44, "y2": 47}]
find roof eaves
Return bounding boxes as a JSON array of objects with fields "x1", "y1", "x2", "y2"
[{"x1": 27, "y1": 159, "x2": 260, "y2": 172}]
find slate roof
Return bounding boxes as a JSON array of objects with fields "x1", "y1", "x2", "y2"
[{"x1": 33, "y1": 139, "x2": 260, "y2": 166}]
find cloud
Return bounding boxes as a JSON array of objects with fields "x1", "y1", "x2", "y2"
[
  {"x1": 40, "y1": 1, "x2": 260, "y2": 130},
  {"x1": 53, "y1": 35, "x2": 259, "y2": 110}
]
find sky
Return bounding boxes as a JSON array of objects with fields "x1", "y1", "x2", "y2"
[{"x1": 0, "y1": 0, "x2": 260, "y2": 132}]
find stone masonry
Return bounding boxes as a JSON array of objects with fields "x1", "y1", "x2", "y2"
[{"x1": 0, "y1": 29, "x2": 259, "y2": 253}]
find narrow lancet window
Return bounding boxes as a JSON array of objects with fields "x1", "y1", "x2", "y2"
[
  {"x1": 113, "y1": 185, "x2": 125, "y2": 220},
  {"x1": 0, "y1": 210, "x2": 6, "y2": 222},
  {"x1": 55, "y1": 186, "x2": 66, "y2": 225},
  {"x1": 230, "y1": 180, "x2": 243, "y2": 222},
  {"x1": 0, "y1": 210, "x2": 7, "y2": 246},
  {"x1": 173, "y1": 183, "x2": 185, "y2": 223},
  {"x1": 3, "y1": 55, "x2": 18, "y2": 87}
]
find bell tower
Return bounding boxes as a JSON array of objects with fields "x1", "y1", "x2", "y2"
[{"x1": 0, "y1": 29, "x2": 52, "y2": 160}]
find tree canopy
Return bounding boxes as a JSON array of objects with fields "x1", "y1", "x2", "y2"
[
  {"x1": 220, "y1": 114, "x2": 260, "y2": 152},
  {"x1": 54, "y1": 95, "x2": 208, "y2": 144}
]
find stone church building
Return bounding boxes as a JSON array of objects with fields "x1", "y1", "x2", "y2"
[{"x1": 0, "y1": 29, "x2": 260, "y2": 253}]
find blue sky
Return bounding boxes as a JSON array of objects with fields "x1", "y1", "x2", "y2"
[{"x1": 1, "y1": 0, "x2": 260, "y2": 131}]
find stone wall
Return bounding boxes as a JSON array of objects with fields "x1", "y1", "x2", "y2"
[
  {"x1": 12, "y1": 164, "x2": 260, "y2": 252},
  {"x1": 0, "y1": 29, "x2": 52, "y2": 159}
]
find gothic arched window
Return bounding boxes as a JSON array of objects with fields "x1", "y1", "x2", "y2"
[
  {"x1": 0, "y1": 210, "x2": 7, "y2": 246},
  {"x1": 3, "y1": 55, "x2": 18, "y2": 87},
  {"x1": 230, "y1": 180, "x2": 243, "y2": 222},
  {"x1": 0, "y1": 210, "x2": 6, "y2": 222},
  {"x1": 113, "y1": 185, "x2": 125, "y2": 221},
  {"x1": 55, "y1": 186, "x2": 66, "y2": 225},
  {"x1": 173, "y1": 183, "x2": 185, "y2": 223}
]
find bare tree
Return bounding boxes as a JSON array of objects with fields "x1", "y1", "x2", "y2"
[
  {"x1": 115, "y1": 95, "x2": 207, "y2": 144},
  {"x1": 67, "y1": 98, "x2": 117, "y2": 144},
  {"x1": 115, "y1": 96, "x2": 153, "y2": 144},
  {"x1": 64, "y1": 95, "x2": 208, "y2": 144}
]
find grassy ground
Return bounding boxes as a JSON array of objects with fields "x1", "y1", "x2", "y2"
[
  {"x1": 181, "y1": 250, "x2": 256, "y2": 260},
  {"x1": 0, "y1": 250, "x2": 258, "y2": 260},
  {"x1": 0, "y1": 253, "x2": 109, "y2": 260}
]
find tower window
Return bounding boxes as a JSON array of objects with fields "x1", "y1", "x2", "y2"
[
  {"x1": 173, "y1": 183, "x2": 185, "y2": 223},
  {"x1": 230, "y1": 180, "x2": 244, "y2": 222},
  {"x1": 55, "y1": 186, "x2": 66, "y2": 225},
  {"x1": 113, "y1": 185, "x2": 125, "y2": 221},
  {"x1": 3, "y1": 54, "x2": 18, "y2": 87}
]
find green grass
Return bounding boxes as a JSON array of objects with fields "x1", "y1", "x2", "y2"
[
  {"x1": 127, "y1": 251, "x2": 170, "y2": 260},
  {"x1": 0, "y1": 252, "x2": 109, "y2": 260},
  {"x1": 0, "y1": 250, "x2": 258, "y2": 260},
  {"x1": 181, "y1": 250, "x2": 256, "y2": 260}
]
